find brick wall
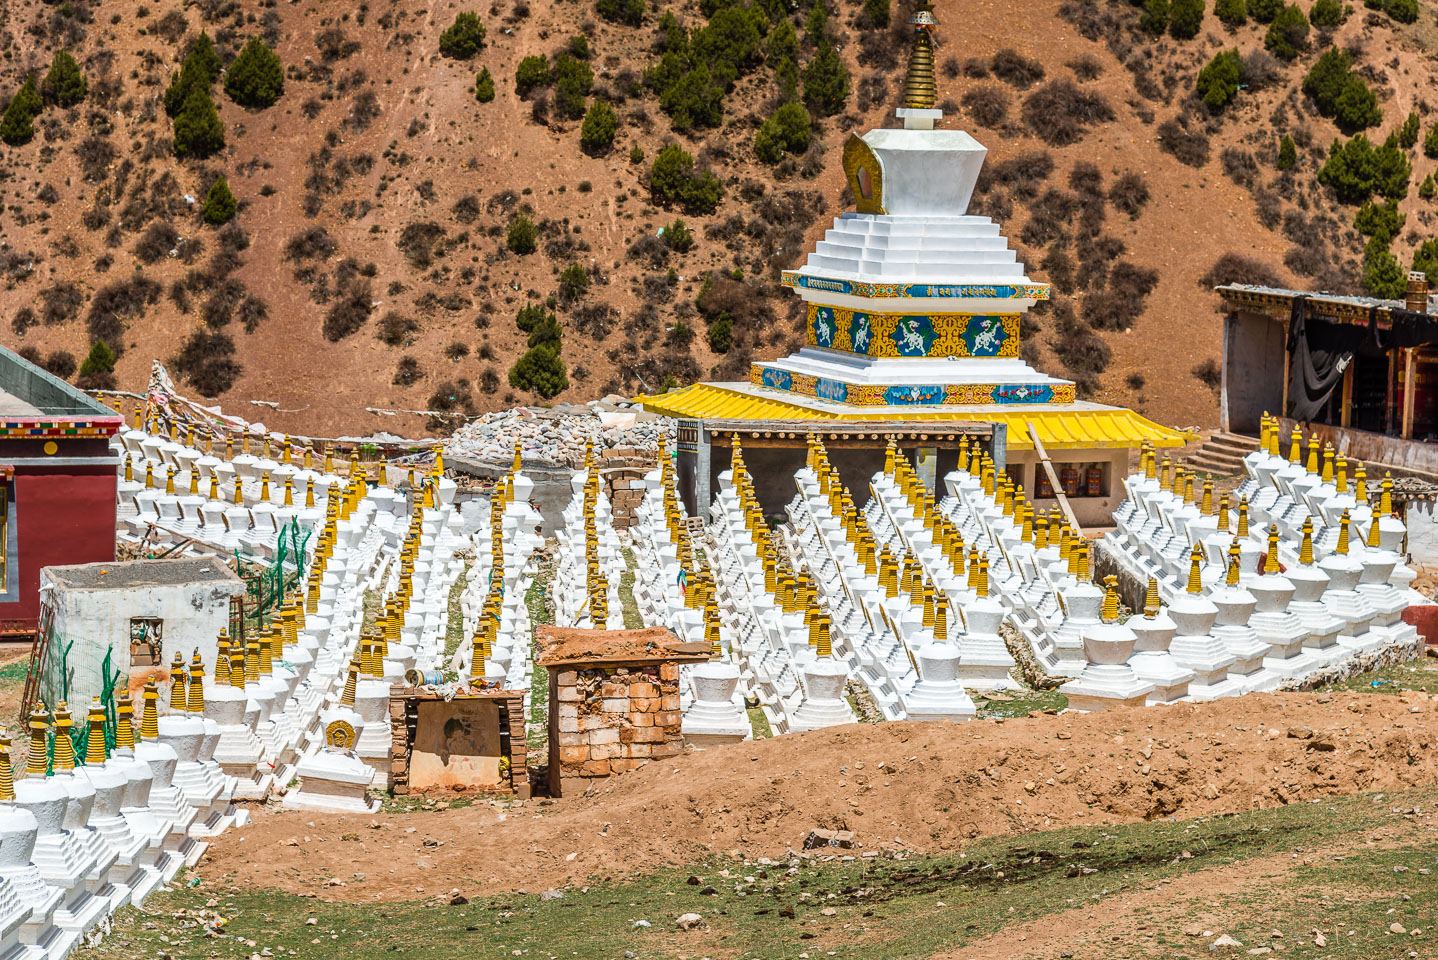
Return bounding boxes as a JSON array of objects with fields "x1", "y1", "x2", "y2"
[
  {"x1": 388, "y1": 686, "x2": 530, "y2": 798},
  {"x1": 547, "y1": 660, "x2": 683, "y2": 796}
]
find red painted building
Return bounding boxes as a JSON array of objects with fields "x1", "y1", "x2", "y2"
[{"x1": 0, "y1": 349, "x2": 121, "y2": 639}]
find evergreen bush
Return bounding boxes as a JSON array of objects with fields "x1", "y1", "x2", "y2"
[
  {"x1": 596, "y1": 0, "x2": 645, "y2": 26},
  {"x1": 579, "y1": 99, "x2": 618, "y2": 153},
  {"x1": 1139, "y1": 0, "x2": 1169, "y2": 34},
  {"x1": 1168, "y1": 0, "x2": 1205, "y2": 37},
  {"x1": 439, "y1": 12, "x2": 487, "y2": 59},
  {"x1": 515, "y1": 55, "x2": 552, "y2": 95},
  {"x1": 1264, "y1": 4, "x2": 1310, "y2": 59},
  {"x1": 754, "y1": 101, "x2": 811, "y2": 163},
  {"x1": 507, "y1": 213, "x2": 538, "y2": 254},
  {"x1": 649, "y1": 143, "x2": 724, "y2": 214},
  {"x1": 509, "y1": 343, "x2": 568, "y2": 398},
  {"x1": 1215, "y1": 0, "x2": 1247, "y2": 24},
  {"x1": 1362, "y1": 236, "x2": 1405, "y2": 299},
  {"x1": 1277, "y1": 134, "x2": 1297, "y2": 170},
  {"x1": 1249, "y1": 0, "x2": 1284, "y2": 20},
  {"x1": 172, "y1": 84, "x2": 226, "y2": 158},
  {"x1": 1196, "y1": 49, "x2": 1243, "y2": 111},
  {"x1": 225, "y1": 37, "x2": 284, "y2": 108},
  {"x1": 475, "y1": 67, "x2": 495, "y2": 102},
  {"x1": 44, "y1": 51, "x2": 87, "y2": 107},
  {"x1": 1309, "y1": 0, "x2": 1344, "y2": 25},
  {"x1": 552, "y1": 54, "x2": 594, "y2": 120},
  {"x1": 163, "y1": 33, "x2": 221, "y2": 116},
  {"x1": 1400, "y1": 110, "x2": 1420, "y2": 149},
  {"x1": 0, "y1": 76, "x2": 41, "y2": 146},
  {"x1": 802, "y1": 46, "x2": 849, "y2": 116},
  {"x1": 202, "y1": 175, "x2": 238, "y2": 224}
]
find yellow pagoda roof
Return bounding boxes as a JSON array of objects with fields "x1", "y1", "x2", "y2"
[{"x1": 635, "y1": 383, "x2": 1192, "y2": 451}]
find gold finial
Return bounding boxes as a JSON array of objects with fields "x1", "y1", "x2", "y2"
[
  {"x1": 1100, "y1": 575, "x2": 1119, "y2": 623},
  {"x1": 1237, "y1": 497, "x2": 1250, "y2": 538},
  {"x1": 976, "y1": 556, "x2": 990, "y2": 599},
  {"x1": 1216, "y1": 493, "x2": 1230, "y2": 532},
  {"x1": 84, "y1": 698, "x2": 108, "y2": 765},
  {"x1": 140, "y1": 678, "x2": 160, "y2": 740},
  {"x1": 1355, "y1": 465, "x2": 1368, "y2": 503},
  {"x1": 1380, "y1": 473, "x2": 1394, "y2": 515},
  {"x1": 1200, "y1": 479, "x2": 1214, "y2": 516},
  {"x1": 52, "y1": 702, "x2": 75, "y2": 771},
  {"x1": 188, "y1": 649, "x2": 206, "y2": 713},
  {"x1": 1185, "y1": 545, "x2": 1203, "y2": 594},
  {"x1": 25, "y1": 705, "x2": 48, "y2": 776},
  {"x1": 341, "y1": 658, "x2": 359, "y2": 707},
  {"x1": 1336, "y1": 456, "x2": 1348, "y2": 494},
  {"x1": 0, "y1": 729, "x2": 13, "y2": 800},
  {"x1": 115, "y1": 689, "x2": 136, "y2": 751},
  {"x1": 1288, "y1": 427, "x2": 1302, "y2": 464},
  {"x1": 1225, "y1": 542, "x2": 1241, "y2": 586},
  {"x1": 1299, "y1": 518, "x2": 1315, "y2": 565},
  {"x1": 1143, "y1": 576, "x2": 1160, "y2": 618},
  {"x1": 1322, "y1": 443, "x2": 1335, "y2": 483},
  {"x1": 1264, "y1": 525, "x2": 1280, "y2": 574},
  {"x1": 901, "y1": 0, "x2": 938, "y2": 110},
  {"x1": 1305, "y1": 433, "x2": 1320, "y2": 474},
  {"x1": 1336, "y1": 510, "x2": 1351, "y2": 556}
]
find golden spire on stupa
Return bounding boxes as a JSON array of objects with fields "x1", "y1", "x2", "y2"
[{"x1": 901, "y1": 0, "x2": 938, "y2": 110}]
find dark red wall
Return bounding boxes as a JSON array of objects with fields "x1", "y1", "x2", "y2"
[{"x1": 0, "y1": 464, "x2": 116, "y2": 636}]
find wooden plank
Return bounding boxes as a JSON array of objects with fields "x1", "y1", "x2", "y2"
[
  {"x1": 1402, "y1": 348, "x2": 1417, "y2": 440},
  {"x1": 1026, "y1": 421, "x2": 1082, "y2": 535},
  {"x1": 1340, "y1": 362, "x2": 1354, "y2": 429}
]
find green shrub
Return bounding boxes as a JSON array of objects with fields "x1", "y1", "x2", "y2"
[
  {"x1": 596, "y1": 0, "x2": 644, "y2": 26},
  {"x1": 1334, "y1": 75, "x2": 1381, "y2": 132},
  {"x1": 1385, "y1": 0, "x2": 1418, "y2": 23},
  {"x1": 172, "y1": 84, "x2": 226, "y2": 158},
  {"x1": 1215, "y1": 0, "x2": 1247, "y2": 24},
  {"x1": 1139, "y1": 0, "x2": 1169, "y2": 34},
  {"x1": 1421, "y1": 173, "x2": 1437, "y2": 200},
  {"x1": 163, "y1": 33, "x2": 222, "y2": 116},
  {"x1": 663, "y1": 218, "x2": 694, "y2": 252},
  {"x1": 1309, "y1": 0, "x2": 1345, "y2": 25},
  {"x1": 1362, "y1": 236, "x2": 1405, "y2": 299},
  {"x1": 1249, "y1": 0, "x2": 1284, "y2": 20},
  {"x1": 202, "y1": 175, "x2": 238, "y2": 224},
  {"x1": 1413, "y1": 238, "x2": 1438, "y2": 282},
  {"x1": 79, "y1": 340, "x2": 116, "y2": 378},
  {"x1": 768, "y1": 18, "x2": 798, "y2": 65},
  {"x1": 1196, "y1": 50, "x2": 1243, "y2": 111},
  {"x1": 861, "y1": 0, "x2": 890, "y2": 28},
  {"x1": 1373, "y1": 133, "x2": 1411, "y2": 199},
  {"x1": 1400, "y1": 110, "x2": 1421, "y2": 149},
  {"x1": 1320, "y1": 132, "x2": 1410, "y2": 204},
  {"x1": 1354, "y1": 198, "x2": 1404, "y2": 243},
  {"x1": 439, "y1": 12, "x2": 487, "y2": 59},
  {"x1": 552, "y1": 54, "x2": 593, "y2": 120},
  {"x1": 650, "y1": 143, "x2": 724, "y2": 214},
  {"x1": 515, "y1": 55, "x2": 552, "y2": 94},
  {"x1": 707, "y1": 312, "x2": 733, "y2": 352},
  {"x1": 475, "y1": 67, "x2": 495, "y2": 102},
  {"x1": 1426, "y1": 123, "x2": 1438, "y2": 158},
  {"x1": 658, "y1": 63, "x2": 725, "y2": 130},
  {"x1": 1302, "y1": 46, "x2": 1379, "y2": 131},
  {"x1": 1168, "y1": 0, "x2": 1204, "y2": 37},
  {"x1": 691, "y1": 6, "x2": 765, "y2": 88},
  {"x1": 1277, "y1": 134, "x2": 1297, "y2": 170},
  {"x1": 1264, "y1": 4, "x2": 1310, "y2": 59},
  {"x1": 629, "y1": 143, "x2": 645, "y2": 163},
  {"x1": 44, "y1": 51, "x2": 87, "y2": 107},
  {"x1": 0, "y1": 76, "x2": 41, "y2": 146},
  {"x1": 225, "y1": 37, "x2": 284, "y2": 108},
  {"x1": 516, "y1": 303, "x2": 555, "y2": 333},
  {"x1": 580, "y1": 99, "x2": 618, "y2": 153},
  {"x1": 569, "y1": 35, "x2": 591, "y2": 60},
  {"x1": 507, "y1": 213, "x2": 538, "y2": 254},
  {"x1": 509, "y1": 343, "x2": 568, "y2": 398},
  {"x1": 558, "y1": 263, "x2": 589, "y2": 301},
  {"x1": 802, "y1": 46, "x2": 849, "y2": 116},
  {"x1": 754, "y1": 101, "x2": 811, "y2": 163},
  {"x1": 805, "y1": 1, "x2": 828, "y2": 40}
]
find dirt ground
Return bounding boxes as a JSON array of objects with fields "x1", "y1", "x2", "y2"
[{"x1": 203, "y1": 688, "x2": 1438, "y2": 901}]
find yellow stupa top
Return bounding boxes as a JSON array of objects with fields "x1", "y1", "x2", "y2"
[
  {"x1": 115, "y1": 689, "x2": 136, "y2": 751},
  {"x1": 140, "y1": 678, "x2": 160, "y2": 740},
  {"x1": 1321, "y1": 444, "x2": 1335, "y2": 483},
  {"x1": 1216, "y1": 493, "x2": 1230, "y2": 532},
  {"x1": 1299, "y1": 518, "x2": 1315, "y2": 565},
  {"x1": 1305, "y1": 433, "x2": 1320, "y2": 474},
  {"x1": 1355, "y1": 465, "x2": 1367, "y2": 503},
  {"x1": 1287, "y1": 427, "x2": 1302, "y2": 463},
  {"x1": 25, "y1": 704, "x2": 48, "y2": 776},
  {"x1": 1336, "y1": 456, "x2": 1348, "y2": 494},
  {"x1": 1185, "y1": 545, "x2": 1204, "y2": 594},
  {"x1": 1264, "y1": 525, "x2": 1281, "y2": 574},
  {"x1": 1225, "y1": 544, "x2": 1241, "y2": 587},
  {"x1": 976, "y1": 556, "x2": 990, "y2": 599},
  {"x1": 1380, "y1": 473, "x2": 1394, "y2": 515},
  {"x1": 188, "y1": 649, "x2": 206, "y2": 713},
  {"x1": 51, "y1": 702, "x2": 76, "y2": 771},
  {"x1": 169, "y1": 651, "x2": 188, "y2": 712},
  {"x1": 1100, "y1": 575, "x2": 1119, "y2": 623},
  {"x1": 341, "y1": 658, "x2": 360, "y2": 707},
  {"x1": 1143, "y1": 576, "x2": 1160, "y2": 618},
  {"x1": 0, "y1": 729, "x2": 13, "y2": 801},
  {"x1": 901, "y1": 0, "x2": 938, "y2": 110},
  {"x1": 1237, "y1": 497, "x2": 1250, "y2": 538},
  {"x1": 84, "y1": 698, "x2": 108, "y2": 765},
  {"x1": 1336, "y1": 511, "x2": 1351, "y2": 556}
]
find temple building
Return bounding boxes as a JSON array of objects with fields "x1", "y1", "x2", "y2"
[
  {"x1": 638, "y1": 2, "x2": 1187, "y2": 526},
  {"x1": 1215, "y1": 273, "x2": 1438, "y2": 474},
  {"x1": 0, "y1": 346, "x2": 121, "y2": 640}
]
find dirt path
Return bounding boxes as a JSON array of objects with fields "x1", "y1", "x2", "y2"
[{"x1": 202, "y1": 690, "x2": 1438, "y2": 901}]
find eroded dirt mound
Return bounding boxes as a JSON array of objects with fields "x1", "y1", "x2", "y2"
[{"x1": 204, "y1": 690, "x2": 1438, "y2": 900}]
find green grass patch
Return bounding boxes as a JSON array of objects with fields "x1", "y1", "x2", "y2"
[
  {"x1": 1316, "y1": 655, "x2": 1438, "y2": 696},
  {"x1": 440, "y1": 561, "x2": 471, "y2": 682},
  {"x1": 618, "y1": 547, "x2": 642, "y2": 629},
  {"x1": 75, "y1": 787, "x2": 1436, "y2": 960},
  {"x1": 0, "y1": 657, "x2": 30, "y2": 686},
  {"x1": 975, "y1": 686, "x2": 1068, "y2": 718},
  {"x1": 746, "y1": 704, "x2": 773, "y2": 739},
  {"x1": 524, "y1": 552, "x2": 556, "y2": 753}
]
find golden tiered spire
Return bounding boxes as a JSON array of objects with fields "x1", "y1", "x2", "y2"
[
  {"x1": 0, "y1": 729, "x2": 13, "y2": 800},
  {"x1": 170, "y1": 651, "x2": 188, "y2": 713},
  {"x1": 1186, "y1": 545, "x2": 1204, "y2": 594},
  {"x1": 52, "y1": 702, "x2": 76, "y2": 771},
  {"x1": 1143, "y1": 576, "x2": 1160, "y2": 618},
  {"x1": 115, "y1": 689, "x2": 136, "y2": 751},
  {"x1": 140, "y1": 678, "x2": 160, "y2": 740},
  {"x1": 1336, "y1": 510, "x2": 1351, "y2": 556},
  {"x1": 1264, "y1": 525, "x2": 1281, "y2": 574},
  {"x1": 901, "y1": 0, "x2": 938, "y2": 110},
  {"x1": 25, "y1": 704, "x2": 48, "y2": 776},
  {"x1": 84, "y1": 698, "x2": 108, "y2": 765},
  {"x1": 1100, "y1": 576, "x2": 1119, "y2": 623}
]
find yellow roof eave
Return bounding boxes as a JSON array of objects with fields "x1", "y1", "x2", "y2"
[{"x1": 633, "y1": 384, "x2": 1194, "y2": 451}]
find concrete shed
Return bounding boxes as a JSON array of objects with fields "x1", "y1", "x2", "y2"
[{"x1": 38, "y1": 558, "x2": 245, "y2": 708}]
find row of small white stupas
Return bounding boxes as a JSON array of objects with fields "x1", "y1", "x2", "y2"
[
  {"x1": 604, "y1": 422, "x2": 1435, "y2": 734},
  {"x1": 0, "y1": 413, "x2": 541, "y2": 960},
  {"x1": 550, "y1": 444, "x2": 630, "y2": 632}
]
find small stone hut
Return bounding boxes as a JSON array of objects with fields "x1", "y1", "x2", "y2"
[{"x1": 537, "y1": 625, "x2": 709, "y2": 797}]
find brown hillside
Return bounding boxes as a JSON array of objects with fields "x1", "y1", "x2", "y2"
[{"x1": 0, "y1": 0, "x2": 1433, "y2": 437}]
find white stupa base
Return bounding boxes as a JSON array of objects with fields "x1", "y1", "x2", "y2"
[
  {"x1": 1060, "y1": 662, "x2": 1154, "y2": 713},
  {"x1": 904, "y1": 681, "x2": 977, "y2": 722},
  {"x1": 1335, "y1": 631, "x2": 1386, "y2": 657},
  {"x1": 789, "y1": 698, "x2": 856, "y2": 732},
  {"x1": 1128, "y1": 654, "x2": 1193, "y2": 705},
  {"x1": 681, "y1": 698, "x2": 752, "y2": 747},
  {"x1": 282, "y1": 750, "x2": 379, "y2": 815}
]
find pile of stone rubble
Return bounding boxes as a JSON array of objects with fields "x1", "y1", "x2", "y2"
[{"x1": 442, "y1": 400, "x2": 675, "y2": 469}]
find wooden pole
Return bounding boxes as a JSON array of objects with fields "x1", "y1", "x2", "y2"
[
  {"x1": 1026, "y1": 422, "x2": 1082, "y2": 535},
  {"x1": 1402, "y1": 348, "x2": 1417, "y2": 439}
]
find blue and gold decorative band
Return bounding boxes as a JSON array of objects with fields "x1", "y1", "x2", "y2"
[
  {"x1": 782, "y1": 272, "x2": 1050, "y2": 301},
  {"x1": 805, "y1": 304, "x2": 1019, "y2": 358},
  {"x1": 749, "y1": 364, "x2": 1076, "y2": 407}
]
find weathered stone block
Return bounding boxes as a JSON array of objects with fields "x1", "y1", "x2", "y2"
[
  {"x1": 558, "y1": 745, "x2": 589, "y2": 765},
  {"x1": 579, "y1": 759, "x2": 611, "y2": 777},
  {"x1": 589, "y1": 726, "x2": 621, "y2": 745}
]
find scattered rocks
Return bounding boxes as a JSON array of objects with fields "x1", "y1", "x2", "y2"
[
  {"x1": 675, "y1": 912, "x2": 705, "y2": 931},
  {"x1": 803, "y1": 829, "x2": 856, "y2": 850},
  {"x1": 1211, "y1": 933, "x2": 1243, "y2": 949},
  {"x1": 443, "y1": 404, "x2": 675, "y2": 469}
]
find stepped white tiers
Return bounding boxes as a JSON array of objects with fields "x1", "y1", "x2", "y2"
[{"x1": 1060, "y1": 579, "x2": 1154, "y2": 712}]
